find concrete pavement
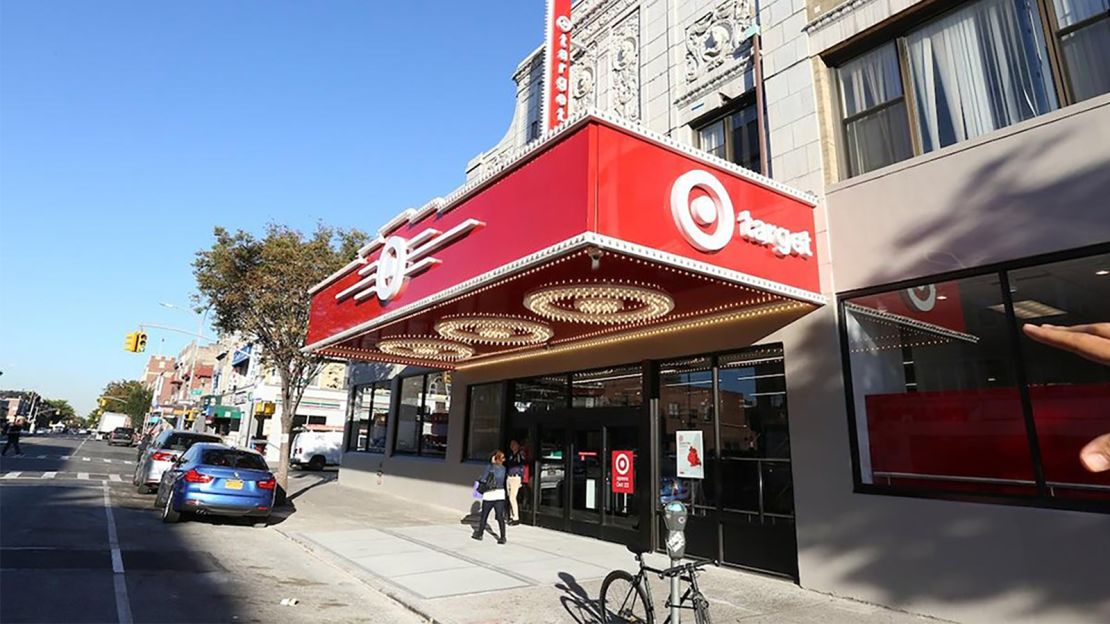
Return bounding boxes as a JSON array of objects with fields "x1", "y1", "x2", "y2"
[{"x1": 275, "y1": 475, "x2": 946, "y2": 624}]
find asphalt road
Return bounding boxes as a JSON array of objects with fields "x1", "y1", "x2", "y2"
[{"x1": 0, "y1": 434, "x2": 423, "y2": 624}]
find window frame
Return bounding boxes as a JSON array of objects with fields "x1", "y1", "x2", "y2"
[
  {"x1": 346, "y1": 380, "x2": 390, "y2": 454},
  {"x1": 829, "y1": 0, "x2": 1091, "y2": 180},
  {"x1": 389, "y1": 372, "x2": 450, "y2": 459},
  {"x1": 692, "y1": 95, "x2": 763, "y2": 174},
  {"x1": 836, "y1": 242, "x2": 1110, "y2": 514},
  {"x1": 462, "y1": 381, "x2": 508, "y2": 463}
]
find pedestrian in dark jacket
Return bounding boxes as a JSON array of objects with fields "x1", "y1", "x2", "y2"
[
  {"x1": 472, "y1": 450, "x2": 508, "y2": 544},
  {"x1": 2, "y1": 417, "x2": 26, "y2": 456}
]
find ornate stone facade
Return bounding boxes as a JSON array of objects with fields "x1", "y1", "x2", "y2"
[
  {"x1": 608, "y1": 10, "x2": 640, "y2": 121},
  {"x1": 680, "y1": 0, "x2": 757, "y2": 104}
]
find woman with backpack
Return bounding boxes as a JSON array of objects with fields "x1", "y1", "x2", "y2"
[{"x1": 472, "y1": 450, "x2": 508, "y2": 544}]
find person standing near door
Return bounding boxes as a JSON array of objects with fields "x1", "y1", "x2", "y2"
[
  {"x1": 504, "y1": 439, "x2": 527, "y2": 525},
  {"x1": 472, "y1": 450, "x2": 508, "y2": 544}
]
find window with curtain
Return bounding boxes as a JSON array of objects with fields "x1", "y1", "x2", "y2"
[
  {"x1": 834, "y1": 0, "x2": 1092, "y2": 178},
  {"x1": 1051, "y1": 0, "x2": 1110, "y2": 102},
  {"x1": 694, "y1": 100, "x2": 762, "y2": 173},
  {"x1": 838, "y1": 43, "x2": 915, "y2": 176},
  {"x1": 905, "y1": 0, "x2": 1057, "y2": 152}
]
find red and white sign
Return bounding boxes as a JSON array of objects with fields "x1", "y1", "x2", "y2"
[
  {"x1": 304, "y1": 116, "x2": 821, "y2": 365},
  {"x1": 611, "y1": 450, "x2": 634, "y2": 494},
  {"x1": 544, "y1": 0, "x2": 573, "y2": 129},
  {"x1": 676, "y1": 431, "x2": 705, "y2": 479}
]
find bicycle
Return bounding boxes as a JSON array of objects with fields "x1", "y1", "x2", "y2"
[{"x1": 599, "y1": 544, "x2": 713, "y2": 624}]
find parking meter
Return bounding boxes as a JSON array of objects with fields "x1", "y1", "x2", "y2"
[{"x1": 663, "y1": 501, "x2": 688, "y2": 560}]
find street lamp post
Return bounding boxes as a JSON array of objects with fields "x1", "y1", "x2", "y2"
[{"x1": 161, "y1": 302, "x2": 211, "y2": 430}]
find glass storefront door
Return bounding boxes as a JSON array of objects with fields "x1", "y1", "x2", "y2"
[{"x1": 520, "y1": 409, "x2": 649, "y2": 546}]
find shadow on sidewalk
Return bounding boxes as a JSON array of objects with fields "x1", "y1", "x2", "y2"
[{"x1": 556, "y1": 572, "x2": 604, "y2": 624}]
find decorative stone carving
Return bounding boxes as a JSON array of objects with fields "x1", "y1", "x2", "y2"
[
  {"x1": 609, "y1": 11, "x2": 640, "y2": 122},
  {"x1": 571, "y1": 44, "x2": 597, "y2": 113},
  {"x1": 684, "y1": 0, "x2": 756, "y2": 83}
]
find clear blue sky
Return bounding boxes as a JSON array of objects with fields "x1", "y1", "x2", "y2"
[{"x1": 0, "y1": 1, "x2": 543, "y2": 416}]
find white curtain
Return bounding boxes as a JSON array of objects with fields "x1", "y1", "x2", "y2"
[
  {"x1": 839, "y1": 43, "x2": 904, "y2": 116},
  {"x1": 907, "y1": 0, "x2": 1057, "y2": 152}
]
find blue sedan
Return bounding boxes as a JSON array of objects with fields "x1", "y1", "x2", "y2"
[{"x1": 154, "y1": 443, "x2": 276, "y2": 526}]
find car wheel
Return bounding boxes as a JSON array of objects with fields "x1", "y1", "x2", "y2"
[
  {"x1": 161, "y1": 491, "x2": 180, "y2": 523},
  {"x1": 308, "y1": 455, "x2": 326, "y2": 471}
]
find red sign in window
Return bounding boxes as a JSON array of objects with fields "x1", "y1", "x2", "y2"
[{"x1": 611, "y1": 450, "x2": 634, "y2": 494}]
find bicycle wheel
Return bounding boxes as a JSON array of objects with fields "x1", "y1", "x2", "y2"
[
  {"x1": 599, "y1": 569, "x2": 653, "y2": 624},
  {"x1": 691, "y1": 589, "x2": 712, "y2": 624}
]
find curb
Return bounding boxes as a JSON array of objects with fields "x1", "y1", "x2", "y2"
[{"x1": 275, "y1": 527, "x2": 442, "y2": 624}]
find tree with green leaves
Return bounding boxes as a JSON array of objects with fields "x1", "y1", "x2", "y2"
[
  {"x1": 92, "y1": 380, "x2": 153, "y2": 428},
  {"x1": 41, "y1": 399, "x2": 76, "y2": 425},
  {"x1": 193, "y1": 223, "x2": 366, "y2": 498}
]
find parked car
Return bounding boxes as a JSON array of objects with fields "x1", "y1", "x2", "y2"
[
  {"x1": 154, "y1": 443, "x2": 275, "y2": 526},
  {"x1": 108, "y1": 427, "x2": 135, "y2": 447},
  {"x1": 290, "y1": 429, "x2": 343, "y2": 471},
  {"x1": 133, "y1": 429, "x2": 222, "y2": 493}
]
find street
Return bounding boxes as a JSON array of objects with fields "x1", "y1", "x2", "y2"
[{"x1": 0, "y1": 434, "x2": 424, "y2": 624}]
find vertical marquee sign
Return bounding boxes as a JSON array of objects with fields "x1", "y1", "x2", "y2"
[{"x1": 544, "y1": 0, "x2": 573, "y2": 130}]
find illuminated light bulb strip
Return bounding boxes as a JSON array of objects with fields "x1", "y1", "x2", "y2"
[
  {"x1": 435, "y1": 315, "x2": 554, "y2": 346},
  {"x1": 843, "y1": 302, "x2": 979, "y2": 344},
  {"x1": 459, "y1": 302, "x2": 810, "y2": 369},
  {"x1": 524, "y1": 283, "x2": 675, "y2": 324},
  {"x1": 318, "y1": 346, "x2": 457, "y2": 370},
  {"x1": 377, "y1": 337, "x2": 475, "y2": 362}
]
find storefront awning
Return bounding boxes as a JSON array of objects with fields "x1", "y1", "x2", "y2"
[{"x1": 305, "y1": 112, "x2": 825, "y2": 369}]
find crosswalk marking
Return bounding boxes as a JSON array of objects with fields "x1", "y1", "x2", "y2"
[
  {"x1": 77, "y1": 473, "x2": 89, "y2": 480},
  {"x1": 103, "y1": 458, "x2": 112, "y2": 463},
  {"x1": 123, "y1": 461, "x2": 133, "y2": 465},
  {"x1": 41, "y1": 472, "x2": 57, "y2": 479},
  {"x1": 2, "y1": 472, "x2": 21, "y2": 479},
  {"x1": 60, "y1": 456, "x2": 70, "y2": 460},
  {"x1": 81, "y1": 457, "x2": 91, "y2": 462},
  {"x1": 37, "y1": 455, "x2": 47, "y2": 459},
  {"x1": 109, "y1": 474, "x2": 122, "y2": 482}
]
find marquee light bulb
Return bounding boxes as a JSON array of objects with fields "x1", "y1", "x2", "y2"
[
  {"x1": 524, "y1": 282, "x2": 675, "y2": 324},
  {"x1": 434, "y1": 315, "x2": 554, "y2": 346}
]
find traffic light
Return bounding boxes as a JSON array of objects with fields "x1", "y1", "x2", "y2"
[
  {"x1": 136, "y1": 332, "x2": 148, "y2": 352},
  {"x1": 123, "y1": 332, "x2": 139, "y2": 352}
]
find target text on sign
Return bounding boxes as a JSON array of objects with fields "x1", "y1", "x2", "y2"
[{"x1": 612, "y1": 450, "x2": 635, "y2": 494}]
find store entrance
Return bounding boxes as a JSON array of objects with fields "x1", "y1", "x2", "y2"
[{"x1": 514, "y1": 408, "x2": 650, "y2": 547}]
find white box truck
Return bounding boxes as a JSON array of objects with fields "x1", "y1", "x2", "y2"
[{"x1": 95, "y1": 412, "x2": 131, "y2": 440}]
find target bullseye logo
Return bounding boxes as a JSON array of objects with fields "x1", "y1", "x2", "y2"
[
  {"x1": 670, "y1": 169, "x2": 735, "y2": 252},
  {"x1": 375, "y1": 236, "x2": 410, "y2": 301},
  {"x1": 611, "y1": 450, "x2": 635, "y2": 494},
  {"x1": 903, "y1": 285, "x2": 937, "y2": 312}
]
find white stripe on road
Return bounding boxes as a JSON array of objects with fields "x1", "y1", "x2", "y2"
[
  {"x1": 82, "y1": 457, "x2": 91, "y2": 462},
  {"x1": 37, "y1": 455, "x2": 47, "y2": 459},
  {"x1": 123, "y1": 461, "x2": 133, "y2": 465},
  {"x1": 102, "y1": 483, "x2": 133, "y2": 624},
  {"x1": 103, "y1": 459, "x2": 113, "y2": 463},
  {"x1": 109, "y1": 474, "x2": 122, "y2": 482},
  {"x1": 60, "y1": 456, "x2": 70, "y2": 460},
  {"x1": 77, "y1": 473, "x2": 89, "y2": 480},
  {"x1": 41, "y1": 472, "x2": 56, "y2": 479},
  {"x1": 2, "y1": 472, "x2": 21, "y2": 479}
]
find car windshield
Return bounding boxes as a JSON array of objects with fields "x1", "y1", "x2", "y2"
[
  {"x1": 161, "y1": 434, "x2": 220, "y2": 451},
  {"x1": 200, "y1": 450, "x2": 268, "y2": 470},
  {"x1": 112, "y1": 429, "x2": 133, "y2": 436}
]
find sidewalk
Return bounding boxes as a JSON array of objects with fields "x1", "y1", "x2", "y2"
[{"x1": 276, "y1": 473, "x2": 943, "y2": 624}]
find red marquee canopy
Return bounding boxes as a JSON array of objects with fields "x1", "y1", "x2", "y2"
[{"x1": 305, "y1": 113, "x2": 824, "y2": 369}]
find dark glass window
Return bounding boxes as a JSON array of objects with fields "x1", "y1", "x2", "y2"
[
  {"x1": 514, "y1": 375, "x2": 568, "y2": 415},
  {"x1": 694, "y1": 100, "x2": 761, "y2": 173},
  {"x1": 466, "y1": 383, "x2": 504, "y2": 461},
  {"x1": 659, "y1": 357, "x2": 717, "y2": 511},
  {"x1": 347, "y1": 381, "x2": 389, "y2": 453},
  {"x1": 571, "y1": 366, "x2": 643, "y2": 408},
  {"x1": 844, "y1": 275, "x2": 1036, "y2": 495},
  {"x1": 1010, "y1": 253, "x2": 1110, "y2": 500},
  {"x1": 841, "y1": 250, "x2": 1110, "y2": 505},
  {"x1": 392, "y1": 373, "x2": 450, "y2": 458}
]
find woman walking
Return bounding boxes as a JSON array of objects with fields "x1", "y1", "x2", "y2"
[{"x1": 472, "y1": 450, "x2": 508, "y2": 544}]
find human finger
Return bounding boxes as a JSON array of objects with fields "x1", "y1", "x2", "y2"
[
  {"x1": 1079, "y1": 433, "x2": 1110, "y2": 473},
  {"x1": 1022, "y1": 324, "x2": 1110, "y2": 366},
  {"x1": 1040, "y1": 323, "x2": 1110, "y2": 340}
]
